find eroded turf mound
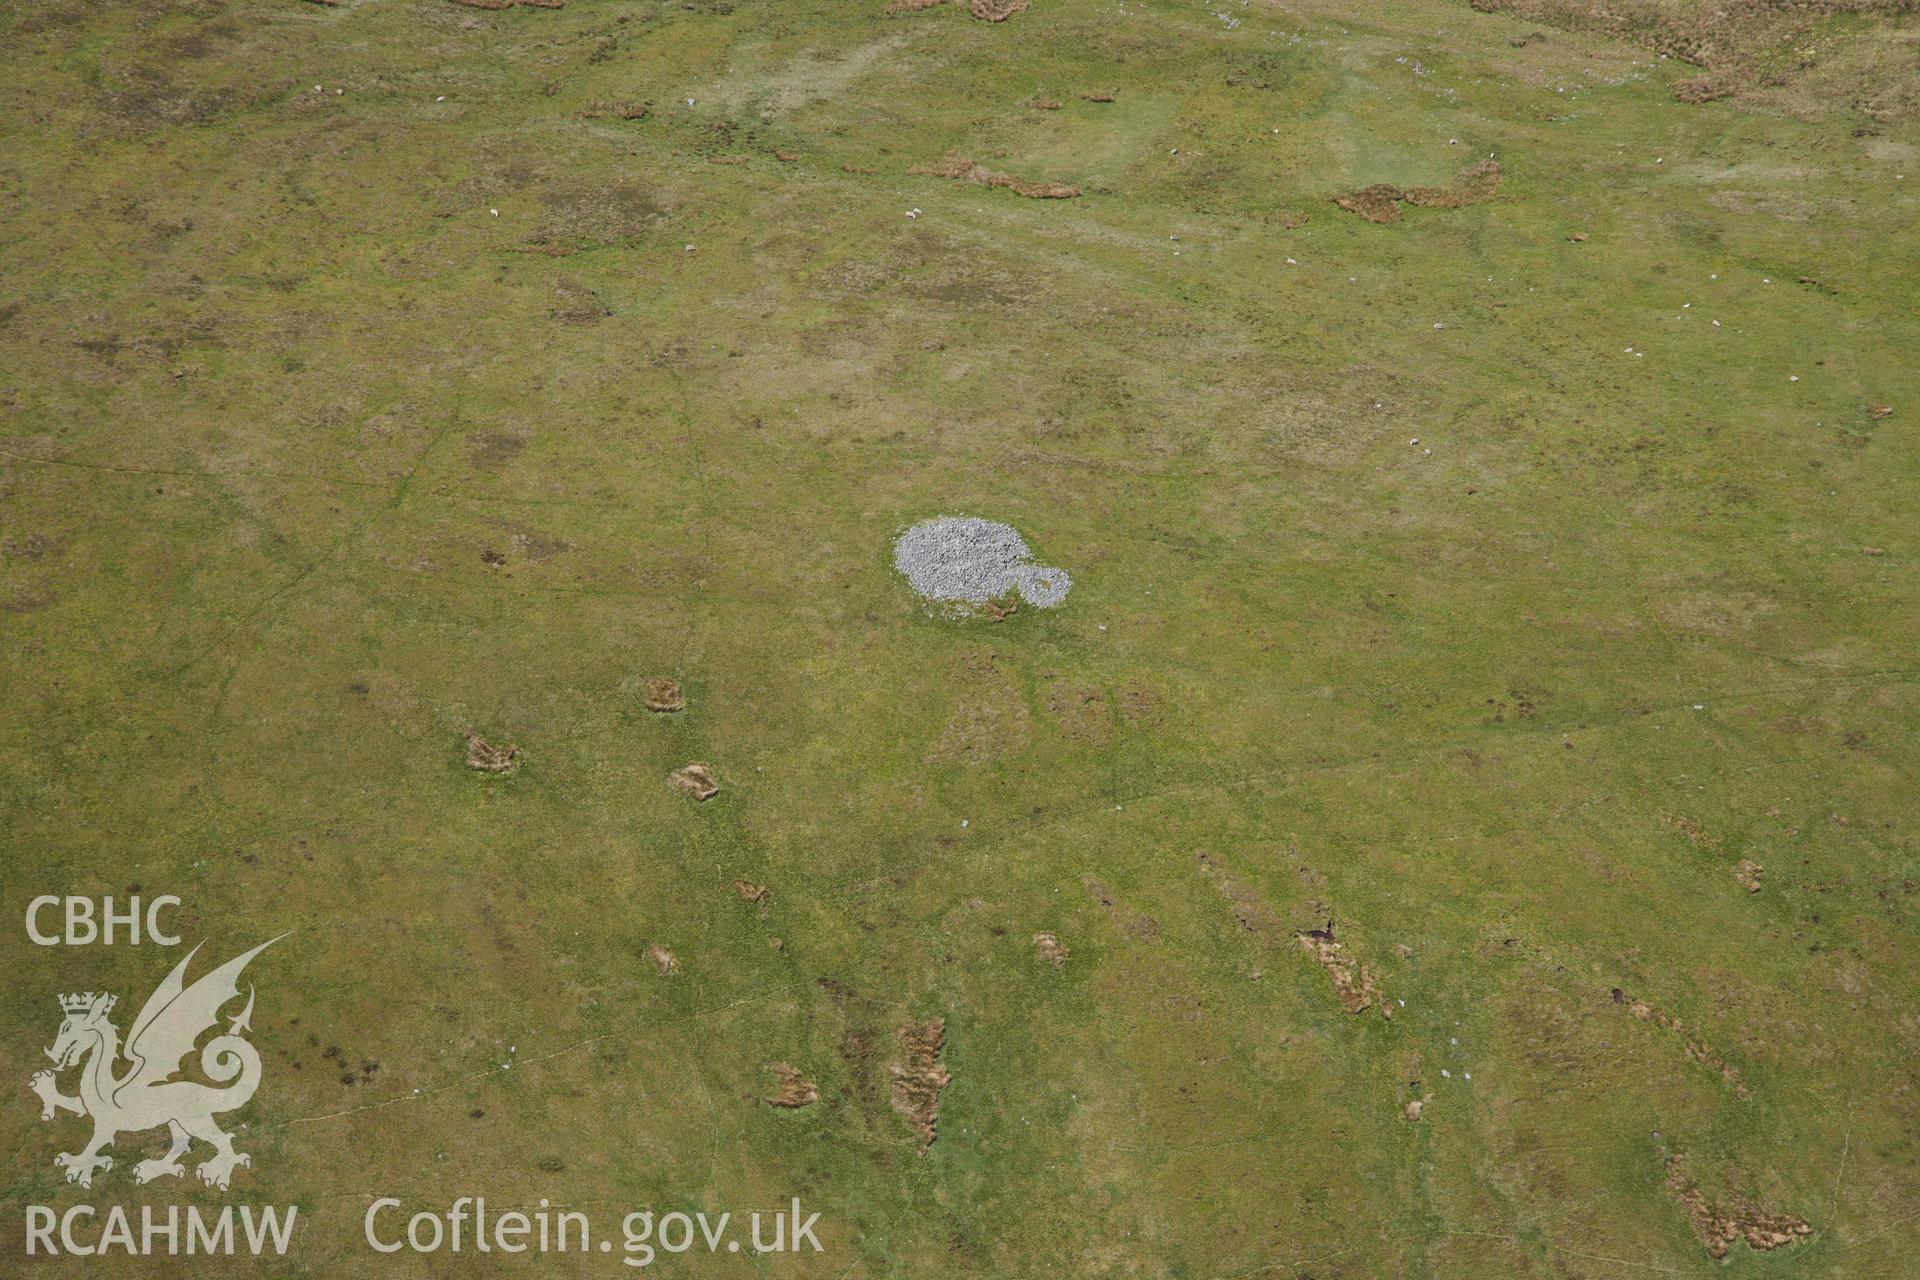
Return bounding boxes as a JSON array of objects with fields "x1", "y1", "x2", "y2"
[
  {"x1": 1335, "y1": 160, "x2": 1503, "y2": 224},
  {"x1": 909, "y1": 157, "x2": 1080, "y2": 198}
]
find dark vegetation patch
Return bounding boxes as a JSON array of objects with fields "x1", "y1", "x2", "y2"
[
  {"x1": 1466, "y1": 0, "x2": 1920, "y2": 114},
  {"x1": 579, "y1": 100, "x2": 651, "y2": 120},
  {"x1": 1042, "y1": 676, "x2": 1111, "y2": 745},
  {"x1": 1195, "y1": 850, "x2": 1290, "y2": 944},
  {"x1": 532, "y1": 184, "x2": 667, "y2": 251},
  {"x1": 551, "y1": 277, "x2": 610, "y2": 323},
  {"x1": 1086, "y1": 878, "x2": 1158, "y2": 938},
  {"x1": 465, "y1": 430, "x2": 528, "y2": 471},
  {"x1": 930, "y1": 650, "x2": 1031, "y2": 765}
]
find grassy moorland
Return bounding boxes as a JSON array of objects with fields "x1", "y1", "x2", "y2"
[{"x1": 1, "y1": 0, "x2": 1916, "y2": 1275}]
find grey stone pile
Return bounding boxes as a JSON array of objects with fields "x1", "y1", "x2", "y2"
[{"x1": 893, "y1": 516, "x2": 1072, "y2": 609}]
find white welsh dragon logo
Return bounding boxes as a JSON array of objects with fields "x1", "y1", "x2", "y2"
[{"x1": 28, "y1": 936, "x2": 284, "y2": 1190}]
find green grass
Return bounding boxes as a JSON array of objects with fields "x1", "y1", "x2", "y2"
[{"x1": 1, "y1": 0, "x2": 1916, "y2": 1275}]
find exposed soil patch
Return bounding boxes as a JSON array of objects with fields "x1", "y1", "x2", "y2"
[
  {"x1": 1032, "y1": 931, "x2": 1069, "y2": 965},
  {"x1": 1334, "y1": 160, "x2": 1502, "y2": 224},
  {"x1": 734, "y1": 879, "x2": 769, "y2": 906},
  {"x1": 465, "y1": 732, "x2": 518, "y2": 773},
  {"x1": 889, "y1": 1018, "x2": 950, "y2": 1153},
  {"x1": 1079, "y1": 90, "x2": 1116, "y2": 102},
  {"x1": 1614, "y1": 989, "x2": 1750, "y2": 1097},
  {"x1": 1733, "y1": 859, "x2": 1764, "y2": 893},
  {"x1": 646, "y1": 942, "x2": 678, "y2": 975},
  {"x1": 764, "y1": 1063, "x2": 819, "y2": 1108},
  {"x1": 909, "y1": 157, "x2": 1080, "y2": 199},
  {"x1": 1295, "y1": 924, "x2": 1388, "y2": 1017},
  {"x1": 643, "y1": 678, "x2": 684, "y2": 712},
  {"x1": 1403, "y1": 1091, "x2": 1432, "y2": 1120},
  {"x1": 668, "y1": 763, "x2": 719, "y2": 800},
  {"x1": 450, "y1": 0, "x2": 565, "y2": 8},
  {"x1": 1665, "y1": 1156, "x2": 1810, "y2": 1259}
]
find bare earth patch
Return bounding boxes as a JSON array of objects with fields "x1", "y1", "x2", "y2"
[
  {"x1": 465, "y1": 732, "x2": 518, "y2": 773},
  {"x1": 643, "y1": 677, "x2": 684, "y2": 712},
  {"x1": 1032, "y1": 931, "x2": 1069, "y2": 965},
  {"x1": 1665, "y1": 1156, "x2": 1810, "y2": 1259},
  {"x1": 646, "y1": 943, "x2": 678, "y2": 975},
  {"x1": 1295, "y1": 925, "x2": 1389, "y2": 1018},
  {"x1": 1335, "y1": 160, "x2": 1502, "y2": 224},
  {"x1": 1733, "y1": 858, "x2": 1763, "y2": 892},
  {"x1": 764, "y1": 1062, "x2": 819, "y2": 1108},
  {"x1": 910, "y1": 157, "x2": 1080, "y2": 199},
  {"x1": 890, "y1": 1018, "x2": 951, "y2": 1153},
  {"x1": 734, "y1": 879, "x2": 769, "y2": 906},
  {"x1": 668, "y1": 763, "x2": 719, "y2": 800}
]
